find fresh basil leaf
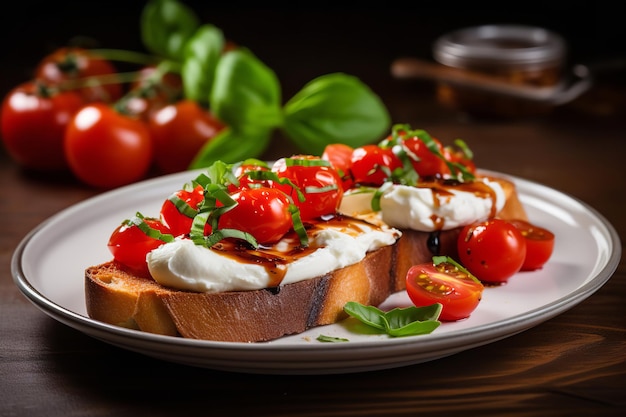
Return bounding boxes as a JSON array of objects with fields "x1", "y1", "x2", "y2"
[
  {"x1": 386, "y1": 319, "x2": 441, "y2": 337},
  {"x1": 344, "y1": 301, "x2": 442, "y2": 338},
  {"x1": 182, "y1": 24, "x2": 225, "y2": 105},
  {"x1": 189, "y1": 127, "x2": 272, "y2": 168},
  {"x1": 343, "y1": 302, "x2": 387, "y2": 330},
  {"x1": 283, "y1": 73, "x2": 391, "y2": 155},
  {"x1": 141, "y1": 0, "x2": 199, "y2": 61},
  {"x1": 210, "y1": 49, "x2": 283, "y2": 131},
  {"x1": 384, "y1": 304, "x2": 442, "y2": 337}
]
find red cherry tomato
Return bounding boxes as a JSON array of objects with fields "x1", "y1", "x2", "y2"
[
  {"x1": 402, "y1": 136, "x2": 449, "y2": 178},
  {"x1": 64, "y1": 103, "x2": 153, "y2": 189},
  {"x1": 443, "y1": 146, "x2": 476, "y2": 174},
  {"x1": 35, "y1": 47, "x2": 123, "y2": 103},
  {"x1": 509, "y1": 219, "x2": 555, "y2": 271},
  {"x1": 350, "y1": 144, "x2": 403, "y2": 186},
  {"x1": 1, "y1": 81, "x2": 84, "y2": 171},
  {"x1": 125, "y1": 66, "x2": 183, "y2": 119},
  {"x1": 457, "y1": 219, "x2": 527, "y2": 284},
  {"x1": 272, "y1": 155, "x2": 344, "y2": 221},
  {"x1": 148, "y1": 99, "x2": 225, "y2": 174},
  {"x1": 160, "y1": 185, "x2": 210, "y2": 237},
  {"x1": 228, "y1": 160, "x2": 272, "y2": 192},
  {"x1": 108, "y1": 217, "x2": 171, "y2": 277},
  {"x1": 218, "y1": 187, "x2": 293, "y2": 244},
  {"x1": 406, "y1": 259, "x2": 484, "y2": 321},
  {"x1": 321, "y1": 143, "x2": 354, "y2": 191}
]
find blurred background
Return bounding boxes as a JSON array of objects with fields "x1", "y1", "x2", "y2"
[
  {"x1": 2, "y1": 1, "x2": 623, "y2": 95},
  {"x1": 1, "y1": 0, "x2": 624, "y2": 152}
]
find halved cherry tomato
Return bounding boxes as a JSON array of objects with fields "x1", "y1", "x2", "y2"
[
  {"x1": 350, "y1": 144, "x2": 403, "y2": 186},
  {"x1": 457, "y1": 219, "x2": 527, "y2": 284},
  {"x1": 218, "y1": 187, "x2": 293, "y2": 244},
  {"x1": 402, "y1": 136, "x2": 450, "y2": 178},
  {"x1": 108, "y1": 217, "x2": 171, "y2": 277},
  {"x1": 148, "y1": 99, "x2": 225, "y2": 174},
  {"x1": 64, "y1": 102, "x2": 153, "y2": 189},
  {"x1": 322, "y1": 143, "x2": 354, "y2": 191},
  {"x1": 272, "y1": 155, "x2": 343, "y2": 221},
  {"x1": 1, "y1": 81, "x2": 84, "y2": 171},
  {"x1": 406, "y1": 258, "x2": 484, "y2": 321},
  {"x1": 35, "y1": 47, "x2": 123, "y2": 103},
  {"x1": 509, "y1": 219, "x2": 555, "y2": 271},
  {"x1": 160, "y1": 185, "x2": 210, "y2": 237}
]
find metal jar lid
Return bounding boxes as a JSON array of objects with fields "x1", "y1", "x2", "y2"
[{"x1": 433, "y1": 25, "x2": 566, "y2": 70}]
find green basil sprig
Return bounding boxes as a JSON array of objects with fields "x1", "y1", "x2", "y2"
[
  {"x1": 181, "y1": 24, "x2": 225, "y2": 105},
  {"x1": 142, "y1": 0, "x2": 390, "y2": 168},
  {"x1": 344, "y1": 301, "x2": 442, "y2": 337}
]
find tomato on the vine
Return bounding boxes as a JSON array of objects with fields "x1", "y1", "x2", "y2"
[
  {"x1": 272, "y1": 155, "x2": 344, "y2": 221},
  {"x1": 218, "y1": 187, "x2": 293, "y2": 244},
  {"x1": 350, "y1": 144, "x2": 403, "y2": 186},
  {"x1": 108, "y1": 217, "x2": 171, "y2": 277},
  {"x1": 124, "y1": 66, "x2": 183, "y2": 121},
  {"x1": 148, "y1": 99, "x2": 225, "y2": 174},
  {"x1": 406, "y1": 257, "x2": 484, "y2": 321},
  {"x1": 64, "y1": 102, "x2": 153, "y2": 189},
  {"x1": 1, "y1": 81, "x2": 84, "y2": 170},
  {"x1": 509, "y1": 219, "x2": 555, "y2": 271},
  {"x1": 457, "y1": 219, "x2": 527, "y2": 284},
  {"x1": 160, "y1": 185, "x2": 210, "y2": 237},
  {"x1": 35, "y1": 47, "x2": 123, "y2": 103}
]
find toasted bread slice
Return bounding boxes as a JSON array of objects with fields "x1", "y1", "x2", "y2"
[{"x1": 85, "y1": 175, "x2": 527, "y2": 343}]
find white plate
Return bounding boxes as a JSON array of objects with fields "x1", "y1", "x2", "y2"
[{"x1": 12, "y1": 169, "x2": 621, "y2": 375}]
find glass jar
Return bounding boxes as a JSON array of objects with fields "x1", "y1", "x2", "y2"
[{"x1": 432, "y1": 24, "x2": 567, "y2": 117}]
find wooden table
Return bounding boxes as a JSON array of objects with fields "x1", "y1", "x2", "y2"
[{"x1": 1, "y1": 5, "x2": 624, "y2": 416}]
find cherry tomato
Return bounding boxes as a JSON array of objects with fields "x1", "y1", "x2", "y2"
[
  {"x1": 406, "y1": 259, "x2": 484, "y2": 321},
  {"x1": 402, "y1": 136, "x2": 449, "y2": 178},
  {"x1": 228, "y1": 160, "x2": 272, "y2": 192},
  {"x1": 64, "y1": 103, "x2": 153, "y2": 189},
  {"x1": 148, "y1": 99, "x2": 225, "y2": 174},
  {"x1": 350, "y1": 144, "x2": 403, "y2": 186},
  {"x1": 218, "y1": 187, "x2": 293, "y2": 244},
  {"x1": 35, "y1": 47, "x2": 123, "y2": 103},
  {"x1": 509, "y1": 219, "x2": 555, "y2": 271},
  {"x1": 272, "y1": 155, "x2": 344, "y2": 221},
  {"x1": 444, "y1": 146, "x2": 476, "y2": 174},
  {"x1": 1, "y1": 81, "x2": 84, "y2": 170},
  {"x1": 322, "y1": 143, "x2": 354, "y2": 191},
  {"x1": 160, "y1": 185, "x2": 211, "y2": 237},
  {"x1": 457, "y1": 219, "x2": 527, "y2": 284},
  {"x1": 124, "y1": 66, "x2": 183, "y2": 120},
  {"x1": 108, "y1": 217, "x2": 171, "y2": 277}
]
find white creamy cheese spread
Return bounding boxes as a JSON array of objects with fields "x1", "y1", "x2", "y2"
[
  {"x1": 339, "y1": 177, "x2": 505, "y2": 232},
  {"x1": 147, "y1": 220, "x2": 399, "y2": 293}
]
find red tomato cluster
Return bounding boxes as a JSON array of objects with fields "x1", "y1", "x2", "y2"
[
  {"x1": 321, "y1": 132, "x2": 554, "y2": 322},
  {"x1": 321, "y1": 130, "x2": 476, "y2": 192},
  {"x1": 107, "y1": 156, "x2": 344, "y2": 274},
  {"x1": 1, "y1": 47, "x2": 225, "y2": 189}
]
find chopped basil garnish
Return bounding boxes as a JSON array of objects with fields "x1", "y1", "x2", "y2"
[
  {"x1": 317, "y1": 335, "x2": 349, "y2": 343},
  {"x1": 125, "y1": 212, "x2": 175, "y2": 243}
]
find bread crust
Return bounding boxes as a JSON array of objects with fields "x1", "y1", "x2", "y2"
[{"x1": 85, "y1": 175, "x2": 527, "y2": 343}]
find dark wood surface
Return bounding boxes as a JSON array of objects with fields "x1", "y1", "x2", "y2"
[{"x1": 1, "y1": 4, "x2": 624, "y2": 416}]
